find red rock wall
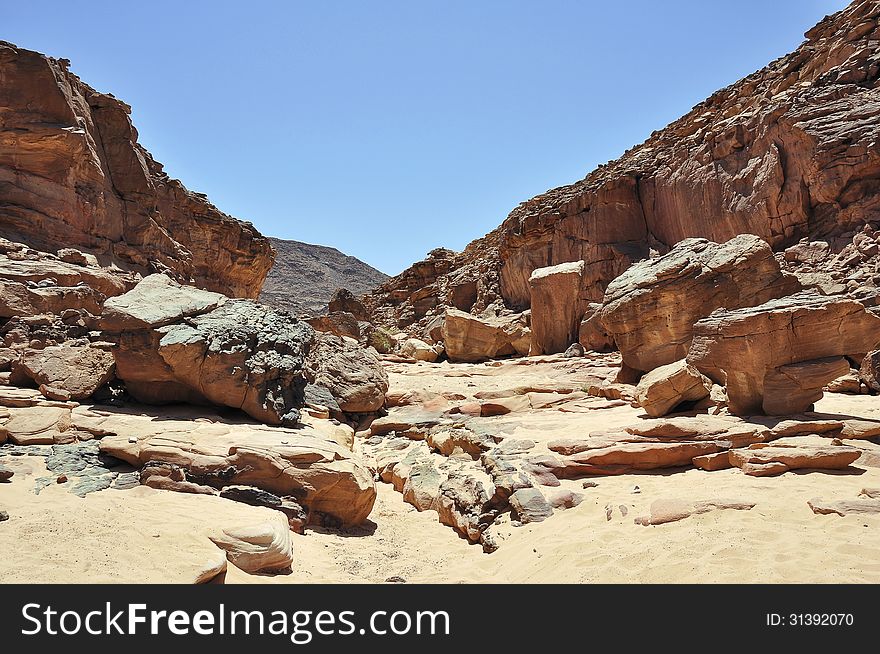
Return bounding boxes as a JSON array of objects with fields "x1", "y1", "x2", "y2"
[
  {"x1": 369, "y1": 0, "x2": 880, "y2": 325},
  {"x1": 0, "y1": 42, "x2": 274, "y2": 298}
]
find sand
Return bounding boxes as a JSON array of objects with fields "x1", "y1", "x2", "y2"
[{"x1": 2, "y1": 355, "x2": 879, "y2": 584}]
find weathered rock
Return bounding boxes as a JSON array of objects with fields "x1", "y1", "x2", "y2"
[
  {"x1": 17, "y1": 345, "x2": 115, "y2": 401},
  {"x1": 509, "y1": 487, "x2": 553, "y2": 523},
  {"x1": 600, "y1": 235, "x2": 800, "y2": 373},
  {"x1": 0, "y1": 43, "x2": 274, "y2": 298},
  {"x1": 1, "y1": 406, "x2": 72, "y2": 445},
  {"x1": 634, "y1": 498, "x2": 756, "y2": 525},
  {"x1": 547, "y1": 489, "x2": 584, "y2": 510},
  {"x1": 208, "y1": 512, "x2": 294, "y2": 574},
  {"x1": 306, "y1": 312, "x2": 361, "y2": 340},
  {"x1": 728, "y1": 441, "x2": 861, "y2": 476},
  {"x1": 563, "y1": 343, "x2": 585, "y2": 358},
  {"x1": 825, "y1": 371, "x2": 865, "y2": 395},
  {"x1": 549, "y1": 441, "x2": 720, "y2": 477},
  {"x1": 365, "y1": 3, "x2": 880, "y2": 331},
  {"x1": 401, "y1": 459, "x2": 444, "y2": 512},
  {"x1": 101, "y1": 273, "x2": 226, "y2": 332},
  {"x1": 688, "y1": 292, "x2": 880, "y2": 414},
  {"x1": 528, "y1": 261, "x2": 585, "y2": 355},
  {"x1": 0, "y1": 464, "x2": 13, "y2": 481},
  {"x1": 441, "y1": 308, "x2": 530, "y2": 362},
  {"x1": 578, "y1": 302, "x2": 614, "y2": 352},
  {"x1": 304, "y1": 333, "x2": 389, "y2": 413},
  {"x1": 635, "y1": 359, "x2": 712, "y2": 417},
  {"x1": 692, "y1": 451, "x2": 734, "y2": 471},
  {"x1": 140, "y1": 462, "x2": 217, "y2": 495},
  {"x1": 400, "y1": 338, "x2": 439, "y2": 362},
  {"x1": 99, "y1": 426, "x2": 376, "y2": 526},
  {"x1": 858, "y1": 350, "x2": 880, "y2": 392}
]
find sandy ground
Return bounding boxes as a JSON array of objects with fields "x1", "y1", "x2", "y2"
[{"x1": 2, "y1": 356, "x2": 879, "y2": 584}]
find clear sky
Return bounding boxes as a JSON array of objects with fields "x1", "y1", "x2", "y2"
[{"x1": 5, "y1": 0, "x2": 848, "y2": 275}]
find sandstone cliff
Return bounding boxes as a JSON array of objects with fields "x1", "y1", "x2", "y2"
[
  {"x1": 367, "y1": 0, "x2": 880, "y2": 327},
  {"x1": 0, "y1": 41, "x2": 274, "y2": 298}
]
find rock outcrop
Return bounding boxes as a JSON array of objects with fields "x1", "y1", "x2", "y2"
[
  {"x1": 441, "y1": 308, "x2": 530, "y2": 362},
  {"x1": 102, "y1": 274, "x2": 388, "y2": 424},
  {"x1": 599, "y1": 235, "x2": 800, "y2": 373},
  {"x1": 688, "y1": 292, "x2": 880, "y2": 414},
  {"x1": 634, "y1": 359, "x2": 713, "y2": 417},
  {"x1": 17, "y1": 344, "x2": 115, "y2": 401},
  {"x1": 528, "y1": 261, "x2": 585, "y2": 355},
  {"x1": 0, "y1": 41, "x2": 274, "y2": 298},
  {"x1": 365, "y1": 1, "x2": 880, "y2": 331}
]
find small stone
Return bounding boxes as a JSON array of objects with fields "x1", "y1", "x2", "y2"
[
  {"x1": 582, "y1": 481, "x2": 599, "y2": 489},
  {"x1": 632, "y1": 485, "x2": 641, "y2": 494},
  {"x1": 619, "y1": 504, "x2": 629, "y2": 517},
  {"x1": 385, "y1": 576, "x2": 406, "y2": 583},
  {"x1": 0, "y1": 510, "x2": 8, "y2": 522},
  {"x1": 56, "y1": 474, "x2": 67, "y2": 483},
  {"x1": 0, "y1": 464, "x2": 14, "y2": 482},
  {"x1": 128, "y1": 436, "x2": 138, "y2": 443}
]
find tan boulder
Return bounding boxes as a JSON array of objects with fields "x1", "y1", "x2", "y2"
[
  {"x1": 17, "y1": 345, "x2": 115, "y2": 401},
  {"x1": 208, "y1": 512, "x2": 294, "y2": 574},
  {"x1": 304, "y1": 333, "x2": 389, "y2": 412},
  {"x1": 688, "y1": 292, "x2": 880, "y2": 415},
  {"x1": 441, "y1": 308, "x2": 530, "y2": 362},
  {"x1": 528, "y1": 260, "x2": 585, "y2": 355},
  {"x1": 634, "y1": 359, "x2": 712, "y2": 417},
  {"x1": 2, "y1": 406, "x2": 72, "y2": 445},
  {"x1": 600, "y1": 235, "x2": 800, "y2": 373},
  {"x1": 400, "y1": 337, "x2": 439, "y2": 362}
]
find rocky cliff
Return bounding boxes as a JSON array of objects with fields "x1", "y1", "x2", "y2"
[
  {"x1": 0, "y1": 41, "x2": 274, "y2": 298},
  {"x1": 259, "y1": 238, "x2": 388, "y2": 316},
  {"x1": 367, "y1": 0, "x2": 880, "y2": 328}
]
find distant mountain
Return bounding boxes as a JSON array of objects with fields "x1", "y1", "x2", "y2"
[{"x1": 259, "y1": 237, "x2": 389, "y2": 316}]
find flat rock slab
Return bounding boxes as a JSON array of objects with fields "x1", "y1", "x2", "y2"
[
  {"x1": 635, "y1": 498, "x2": 757, "y2": 525},
  {"x1": 729, "y1": 442, "x2": 861, "y2": 476},
  {"x1": 808, "y1": 497, "x2": 880, "y2": 516}
]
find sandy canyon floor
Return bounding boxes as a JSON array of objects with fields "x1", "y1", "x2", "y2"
[{"x1": 2, "y1": 354, "x2": 879, "y2": 584}]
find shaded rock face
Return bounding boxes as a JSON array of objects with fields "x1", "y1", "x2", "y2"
[
  {"x1": 528, "y1": 260, "x2": 586, "y2": 355},
  {"x1": 366, "y1": 2, "x2": 880, "y2": 326},
  {"x1": 441, "y1": 308, "x2": 531, "y2": 362},
  {"x1": 688, "y1": 292, "x2": 880, "y2": 415},
  {"x1": 600, "y1": 235, "x2": 800, "y2": 373},
  {"x1": 0, "y1": 42, "x2": 273, "y2": 298},
  {"x1": 103, "y1": 274, "x2": 387, "y2": 424}
]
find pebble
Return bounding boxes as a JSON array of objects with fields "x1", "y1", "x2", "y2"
[
  {"x1": 582, "y1": 481, "x2": 598, "y2": 489},
  {"x1": 0, "y1": 464, "x2": 14, "y2": 482},
  {"x1": 632, "y1": 485, "x2": 641, "y2": 494},
  {"x1": 0, "y1": 510, "x2": 8, "y2": 522}
]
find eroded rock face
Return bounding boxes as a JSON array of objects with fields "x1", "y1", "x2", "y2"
[
  {"x1": 688, "y1": 292, "x2": 880, "y2": 415},
  {"x1": 441, "y1": 308, "x2": 531, "y2": 362},
  {"x1": 528, "y1": 261, "x2": 586, "y2": 355},
  {"x1": 600, "y1": 235, "x2": 800, "y2": 373},
  {"x1": 0, "y1": 42, "x2": 273, "y2": 298},
  {"x1": 304, "y1": 334, "x2": 389, "y2": 413},
  {"x1": 100, "y1": 423, "x2": 376, "y2": 526},
  {"x1": 365, "y1": 2, "x2": 880, "y2": 330}
]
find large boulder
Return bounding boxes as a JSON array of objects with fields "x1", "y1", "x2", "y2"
[
  {"x1": 304, "y1": 334, "x2": 389, "y2": 412},
  {"x1": 528, "y1": 261, "x2": 585, "y2": 355},
  {"x1": 635, "y1": 359, "x2": 712, "y2": 417},
  {"x1": 688, "y1": 292, "x2": 880, "y2": 415},
  {"x1": 441, "y1": 308, "x2": 530, "y2": 362},
  {"x1": 858, "y1": 350, "x2": 880, "y2": 392},
  {"x1": 17, "y1": 345, "x2": 115, "y2": 401},
  {"x1": 599, "y1": 235, "x2": 800, "y2": 373},
  {"x1": 400, "y1": 337, "x2": 439, "y2": 362},
  {"x1": 103, "y1": 275, "x2": 388, "y2": 423},
  {"x1": 328, "y1": 288, "x2": 369, "y2": 320}
]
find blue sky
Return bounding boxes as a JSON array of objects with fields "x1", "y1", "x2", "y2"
[{"x1": 5, "y1": 0, "x2": 848, "y2": 275}]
